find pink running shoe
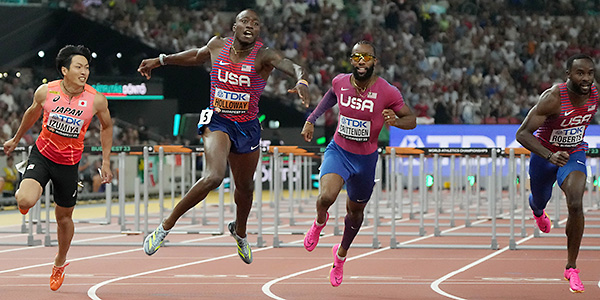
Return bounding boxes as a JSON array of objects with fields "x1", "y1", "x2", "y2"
[
  {"x1": 564, "y1": 268, "x2": 585, "y2": 293},
  {"x1": 304, "y1": 212, "x2": 329, "y2": 252},
  {"x1": 329, "y1": 244, "x2": 345, "y2": 287},
  {"x1": 533, "y1": 210, "x2": 552, "y2": 233}
]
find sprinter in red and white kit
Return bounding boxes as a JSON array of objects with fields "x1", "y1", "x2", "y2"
[
  {"x1": 517, "y1": 53, "x2": 598, "y2": 293},
  {"x1": 139, "y1": 9, "x2": 310, "y2": 264},
  {"x1": 3, "y1": 45, "x2": 113, "y2": 291}
]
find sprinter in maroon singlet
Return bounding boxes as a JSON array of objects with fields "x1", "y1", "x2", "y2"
[
  {"x1": 3, "y1": 45, "x2": 113, "y2": 291},
  {"x1": 138, "y1": 9, "x2": 310, "y2": 264}
]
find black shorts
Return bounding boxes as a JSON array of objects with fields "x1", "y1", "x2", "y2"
[{"x1": 23, "y1": 145, "x2": 79, "y2": 207}]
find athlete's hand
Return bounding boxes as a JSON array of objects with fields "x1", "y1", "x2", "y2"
[
  {"x1": 99, "y1": 164, "x2": 114, "y2": 184},
  {"x1": 3, "y1": 138, "x2": 18, "y2": 156},
  {"x1": 137, "y1": 58, "x2": 161, "y2": 80},
  {"x1": 301, "y1": 121, "x2": 315, "y2": 142},
  {"x1": 549, "y1": 151, "x2": 569, "y2": 167},
  {"x1": 382, "y1": 109, "x2": 397, "y2": 126},
  {"x1": 288, "y1": 82, "x2": 310, "y2": 108}
]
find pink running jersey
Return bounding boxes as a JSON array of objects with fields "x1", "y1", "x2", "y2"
[
  {"x1": 535, "y1": 82, "x2": 599, "y2": 154},
  {"x1": 332, "y1": 74, "x2": 405, "y2": 155},
  {"x1": 209, "y1": 37, "x2": 267, "y2": 122},
  {"x1": 36, "y1": 80, "x2": 96, "y2": 165}
]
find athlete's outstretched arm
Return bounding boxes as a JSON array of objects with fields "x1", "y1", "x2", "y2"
[
  {"x1": 261, "y1": 48, "x2": 310, "y2": 107},
  {"x1": 94, "y1": 93, "x2": 114, "y2": 184},
  {"x1": 137, "y1": 36, "x2": 220, "y2": 79},
  {"x1": 302, "y1": 88, "x2": 337, "y2": 142},
  {"x1": 3, "y1": 85, "x2": 46, "y2": 155},
  {"x1": 516, "y1": 85, "x2": 568, "y2": 166}
]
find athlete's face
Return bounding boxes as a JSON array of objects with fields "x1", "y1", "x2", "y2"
[
  {"x1": 567, "y1": 58, "x2": 595, "y2": 95},
  {"x1": 233, "y1": 10, "x2": 261, "y2": 44},
  {"x1": 350, "y1": 44, "x2": 377, "y2": 81},
  {"x1": 62, "y1": 55, "x2": 90, "y2": 88}
]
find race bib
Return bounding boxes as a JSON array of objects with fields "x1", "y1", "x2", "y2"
[
  {"x1": 338, "y1": 115, "x2": 371, "y2": 142},
  {"x1": 549, "y1": 125, "x2": 585, "y2": 147},
  {"x1": 198, "y1": 109, "x2": 214, "y2": 126},
  {"x1": 46, "y1": 113, "x2": 84, "y2": 138},
  {"x1": 212, "y1": 88, "x2": 250, "y2": 114}
]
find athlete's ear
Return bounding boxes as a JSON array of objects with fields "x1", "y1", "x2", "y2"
[{"x1": 61, "y1": 66, "x2": 68, "y2": 77}]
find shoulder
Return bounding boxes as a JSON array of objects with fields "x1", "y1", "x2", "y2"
[
  {"x1": 539, "y1": 84, "x2": 561, "y2": 103},
  {"x1": 332, "y1": 73, "x2": 349, "y2": 85},
  {"x1": 34, "y1": 84, "x2": 49, "y2": 97},
  {"x1": 207, "y1": 36, "x2": 227, "y2": 50}
]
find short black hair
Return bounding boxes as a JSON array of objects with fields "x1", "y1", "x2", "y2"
[
  {"x1": 566, "y1": 53, "x2": 594, "y2": 71},
  {"x1": 354, "y1": 40, "x2": 377, "y2": 57},
  {"x1": 55, "y1": 45, "x2": 92, "y2": 77}
]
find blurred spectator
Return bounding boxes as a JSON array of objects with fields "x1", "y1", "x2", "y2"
[
  {"x1": 0, "y1": 84, "x2": 18, "y2": 113},
  {"x1": 2, "y1": 155, "x2": 20, "y2": 196}
]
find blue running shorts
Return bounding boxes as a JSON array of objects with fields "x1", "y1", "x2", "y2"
[
  {"x1": 319, "y1": 141, "x2": 379, "y2": 203},
  {"x1": 528, "y1": 150, "x2": 587, "y2": 213},
  {"x1": 198, "y1": 112, "x2": 261, "y2": 154}
]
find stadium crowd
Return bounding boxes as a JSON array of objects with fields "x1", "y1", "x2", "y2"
[
  {"x1": 3, "y1": 0, "x2": 600, "y2": 150},
  {"x1": 66, "y1": 0, "x2": 600, "y2": 126}
]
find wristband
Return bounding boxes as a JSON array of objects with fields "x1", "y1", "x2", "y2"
[
  {"x1": 306, "y1": 121, "x2": 313, "y2": 125},
  {"x1": 546, "y1": 152, "x2": 553, "y2": 160},
  {"x1": 159, "y1": 53, "x2": 167, "y2": 66},
  {"x1": 297, "y1": 79, "x2": 309, "y2": 87}
]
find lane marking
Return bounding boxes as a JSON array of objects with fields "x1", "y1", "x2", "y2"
[
  {"x1": 261, "y1": 219, "x2": 488, "y2": 300},
  {"x1": 430, "y1": 217, "x2": 570, "y2": 299},
  {"x1": 87, "y1": 245, "x2": 275, "y2": 300}
]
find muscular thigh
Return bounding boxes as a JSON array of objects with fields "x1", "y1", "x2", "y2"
[
  {"x1": 228, "y1": 150, "x2": 260, "y2": 191},
  {"x1": 202, "y1": 128, "x2": 232, "y2": 179}
]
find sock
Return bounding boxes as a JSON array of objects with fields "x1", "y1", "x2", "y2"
[
  {"x1": 340, "y1": 214, "x2": 362, "y2": 250},
  {"x1": 315, "y1": 220, "x2": 325, "y2": 227},
  {"x1": 336, "y1": 252, "x2": 346, "y2": 261}
]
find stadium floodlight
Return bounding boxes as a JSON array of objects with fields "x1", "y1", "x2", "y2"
[{"x1": 38, "y1": 50, "x2": 45, "y2": 58}]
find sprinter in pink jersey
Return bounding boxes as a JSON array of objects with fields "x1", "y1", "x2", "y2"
[
  {"x1": 301, "y1": 41, "x2": 416, "y2": 286},
  {"x1": 138, "y1": 9, "x2": 310, "y2": 264},
  {"x1": 3, "y1": 45, "x2": 113, "y2": 291},
  {"x1": 516, "y1": 54, "x2": 598, "y2": 293}
]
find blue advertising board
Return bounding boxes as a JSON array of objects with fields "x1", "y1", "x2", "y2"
[
  {"x1": 389, "y1": 125, "x2": 600, "y2": 183},
  {"x1": 390, "y1": 125, "x2": 600, "y2": 149}
]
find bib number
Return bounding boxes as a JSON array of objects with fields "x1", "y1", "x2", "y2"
[{"x1": 198, "y1": 109, "x2": 213, "y2": 125}]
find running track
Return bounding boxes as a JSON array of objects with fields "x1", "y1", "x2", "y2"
[{"x1": 1, "y1": 205, "x2": 600, "y2": 299}]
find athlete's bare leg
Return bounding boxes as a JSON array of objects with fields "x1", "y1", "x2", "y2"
[
  {"x1": 54, "y1": 205, "x2": 75, "y2": 266},
  {"x1": 227, "y1": 149, "x2": 260, "y2": 238},
  {"x1": 162, "y1": 128, "x2": 231, "y2": 230},
  {"x1": 15, "y1": 178, "x2": 43, "y2": 211},
  {"x1": 560, "y1": 171, "x2": 586, "y2": 269},
  {"x1": 315, "y1": 173, "x2": 345, "y2": 224}
]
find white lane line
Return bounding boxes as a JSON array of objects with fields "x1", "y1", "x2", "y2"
[
  {"x1": 261, "y1": 219, "x2": 488, "y2": 300},
  {"x1": 430, "y1": 217, "x2": 571, "y2": 299},
  {"x1": 87, "y1": 245, "x2": 275, "y2": 300},
  {"x1": 429, "y1": 238, "x2": 531, "y2": 300}
]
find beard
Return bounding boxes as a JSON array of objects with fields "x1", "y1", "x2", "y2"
[{"x1": 352, "y1": 65, "x2": 375, "y2": 82}]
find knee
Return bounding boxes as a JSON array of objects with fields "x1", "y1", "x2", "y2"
[
  {"x1": 55, "y1": 213, "x2": 73, "y2": 226},
  {"x1": 317, "y1": 193, "x2": 337, "y2": 206},
  {"x1": 234, "y1": 181, "x2": 255, "y2": 195},
  {"x1": 566, "y1": 199, "x2": 584, "y2": 215},
  {"x1": 201, "y1": 174, "x2": 224, "y2": 191},
  {"x1": 15, "y1": 190, "x2": 37, "y2": 208}
]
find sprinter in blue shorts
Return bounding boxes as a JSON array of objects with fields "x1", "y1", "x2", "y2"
[
  {"x1": 301, "y1": 41, "x2": 416, "y2": 286},
  {"x1": 516, "y1": 53, "x2": 598, "y2": 293},
  {"x1": 138, "y1": 9, "x2": 310, "y2": 264}
]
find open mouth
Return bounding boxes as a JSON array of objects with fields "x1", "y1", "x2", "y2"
[
  {"x1": 243, "y1": 30, "x2": 253, "y2": 38},
  {"x1": 356, "y1": 67, "x2": 368, "y2": 76}
]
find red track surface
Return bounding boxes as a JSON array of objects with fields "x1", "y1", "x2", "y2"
[{"x1": 1, "y1": 209, "x2": 599, "y2": 300}]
